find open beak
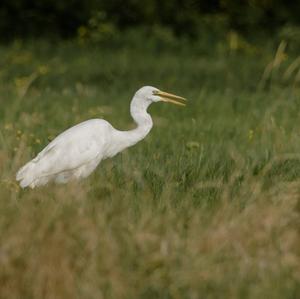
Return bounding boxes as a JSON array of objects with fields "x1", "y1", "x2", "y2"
[{"x1": 155, "y1": 90, "x2": 187, "y2": 106}]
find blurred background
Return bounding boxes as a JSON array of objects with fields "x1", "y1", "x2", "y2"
[{"x1": 1, "y1": 0, "x2": 300, "y2": 42}]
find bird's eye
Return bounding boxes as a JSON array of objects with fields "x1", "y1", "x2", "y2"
[{"x1": 152, "y1": 90, "x2": 159, "y2": 95}]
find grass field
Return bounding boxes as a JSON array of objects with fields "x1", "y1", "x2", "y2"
[{"x1": 0, "y1": 35, "x2": 299, "y2": 298}]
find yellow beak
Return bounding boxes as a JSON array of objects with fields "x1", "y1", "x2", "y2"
[{"x1": 154, "y1": 90, "x2": 187, "y2": 106}]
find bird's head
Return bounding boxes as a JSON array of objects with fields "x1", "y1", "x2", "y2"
[{"x1": 135, "y1": 86, "x2": 186, "y2": 106}]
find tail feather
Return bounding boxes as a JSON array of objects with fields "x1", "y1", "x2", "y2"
[
  {"x1": 16, "y1": 162, "x2": 40, "y2": 188},
  {"x1": 16, "y1": 160, "x2": 69, "y2": 188}
]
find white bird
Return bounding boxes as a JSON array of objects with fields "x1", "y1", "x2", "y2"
[{"x1": 16, "y1": 86, "x2": 186, "y2": 188}]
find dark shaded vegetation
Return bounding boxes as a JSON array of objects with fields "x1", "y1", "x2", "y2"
[{"x1": 1, "y1": 0, "x2": 300, "y2": 40}]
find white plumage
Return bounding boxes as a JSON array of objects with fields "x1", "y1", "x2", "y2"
[{"x1": 16, "y1": 86, "x2": 186, "y2": 188}]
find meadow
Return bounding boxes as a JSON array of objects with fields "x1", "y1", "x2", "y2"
[{"x1": 0, "y1": 34, "x2": 299, "y2": 298}]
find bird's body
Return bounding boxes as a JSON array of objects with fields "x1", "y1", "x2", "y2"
[{"x1": 16, "y1": 86, "x2": 186, "y2": 188}]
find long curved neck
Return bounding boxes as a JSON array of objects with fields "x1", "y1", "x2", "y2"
[
  {"x1": 130, "y1": 96, "x2": 153, "y2": 139},
  {"x1": 112, "y1": 95, "x2": 153, "y2": 153}
]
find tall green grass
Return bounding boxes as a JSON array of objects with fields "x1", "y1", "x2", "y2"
[{"x1": 0, "y1": 37, "x2": 299, "y2": 298}]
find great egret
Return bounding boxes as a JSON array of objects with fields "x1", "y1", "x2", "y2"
[{"x1": 16, "y1": 86, "x2": 186, "y2": 188}]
